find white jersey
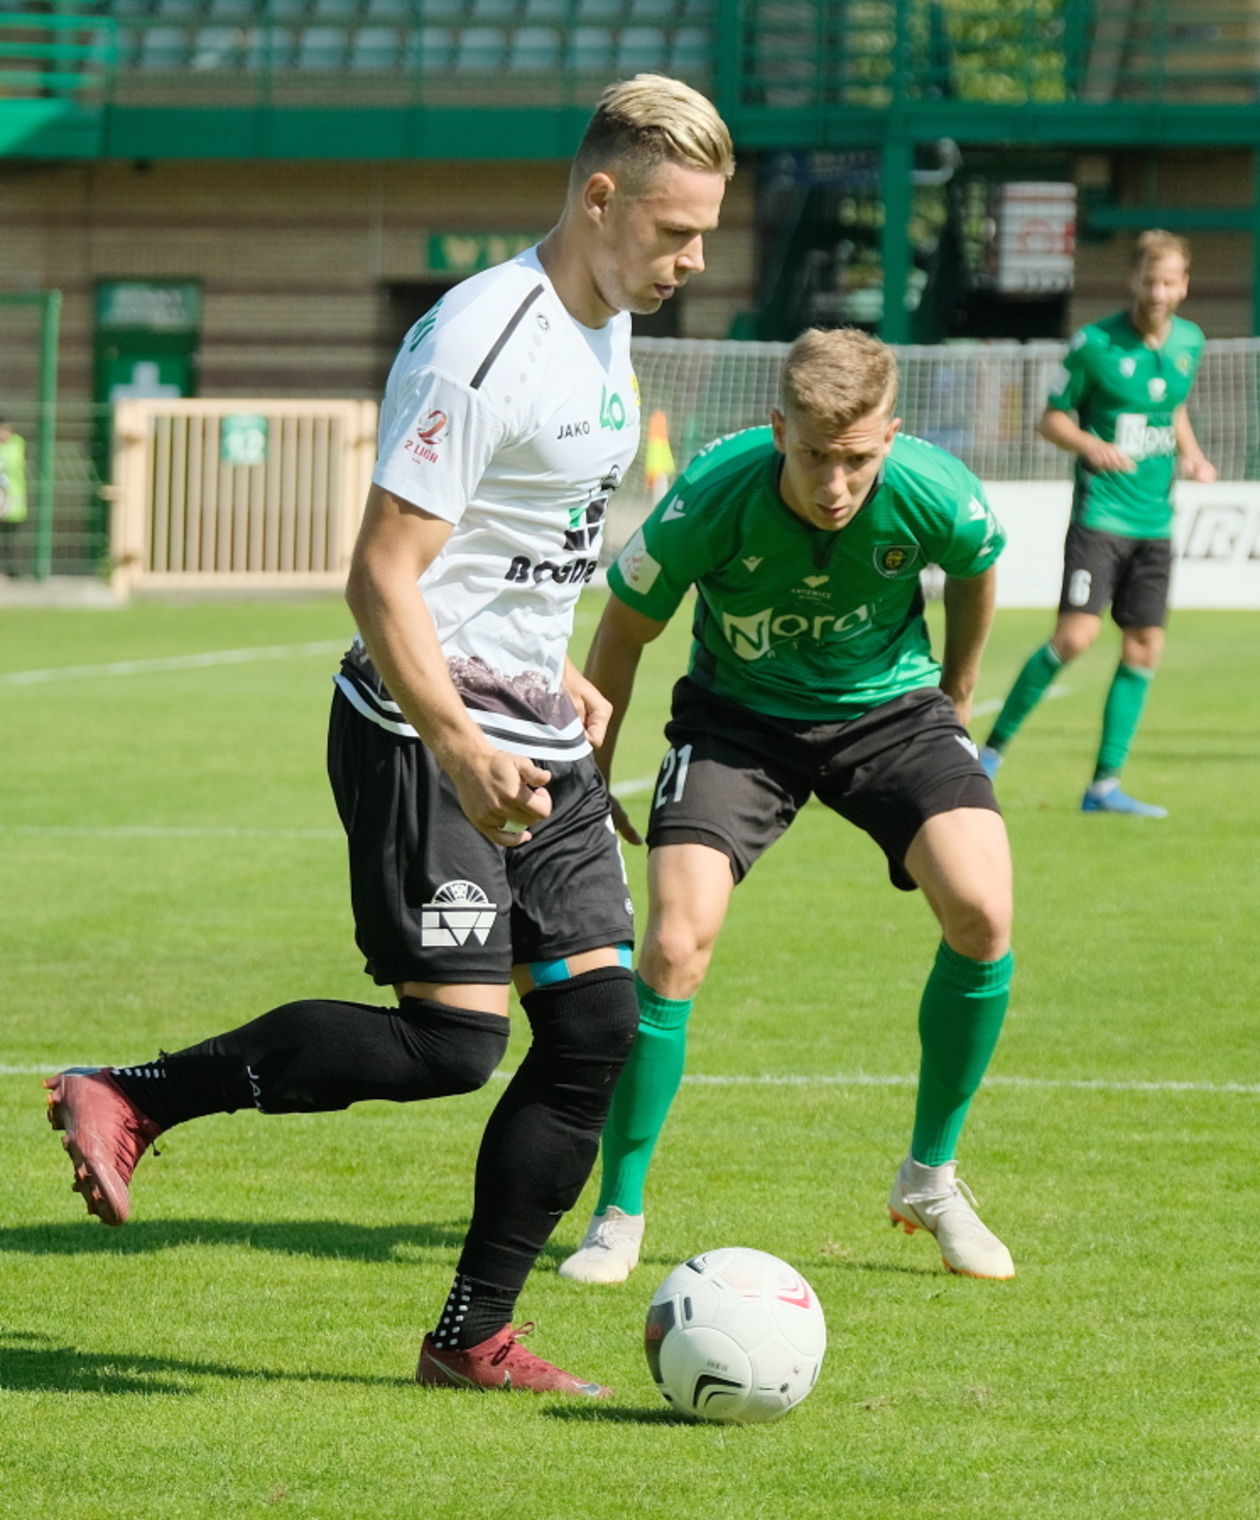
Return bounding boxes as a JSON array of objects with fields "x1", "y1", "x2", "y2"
[{"x1": 336, "y1": 245, "x2": 641, "y2": 761}]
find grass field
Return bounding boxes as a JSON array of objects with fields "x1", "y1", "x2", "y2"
[{"x1": 2, "y1": 591, "x2": 1256, "y2": 1520}]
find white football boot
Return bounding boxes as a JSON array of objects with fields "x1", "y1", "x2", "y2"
[
  {"x1": 558, "y1": 1206, "x2": 645, "y2": 1284},
  {"x1": 888, "y1": 1158, "x2": 1015, "y2": 1280}
]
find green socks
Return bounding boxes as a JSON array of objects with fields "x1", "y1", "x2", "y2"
[
  {"x1": 1094, "y1": 663, "x2": 1155, "y2": 782},
  {"x1": 986, "y1": 642, "x2": 1063, "y2": 751},
  {"x1": 595, "y1": 974, "x2": 692, "y2": 1216},
  {"x1": 597, "y1": 949, "x2": 1012, "y2": 1203},
  {"x1": 911, "y1": 942, "x2": 1013, "y2": 1166}
]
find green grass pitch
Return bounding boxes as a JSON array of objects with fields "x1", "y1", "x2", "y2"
[{"x1": 1, "y1": 592, "x2": 1255, "y2": 1519}]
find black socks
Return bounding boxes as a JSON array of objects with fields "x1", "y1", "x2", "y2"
[{"x1": 111, "y1": 996, "x2": 508, "y2": 1130}]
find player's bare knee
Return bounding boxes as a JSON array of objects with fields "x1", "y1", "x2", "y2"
[
  {"x1": 1121, "y1": 627, "x2": 1163, "y2": 667},
  {"x1": 940, "y1": 896, "x2": 1011, "y2": 962},
  {"x1": 639, "y1": 924, "x2": 711, "y2": 1000},
  {"x1": 1052, "y1": 631, "x2": 1090, "y2": 662}
]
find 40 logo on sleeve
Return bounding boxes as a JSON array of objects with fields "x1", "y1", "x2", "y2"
[{"x1": 421, "y1": 881, "x2": 498, "y2": 947}]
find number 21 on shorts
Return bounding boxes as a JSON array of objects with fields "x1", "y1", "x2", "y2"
[{"x1": 653, "y1": 743, "x2": 693, "y2": 811}]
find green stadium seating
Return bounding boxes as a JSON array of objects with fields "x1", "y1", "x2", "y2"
[
  {"x1": 616, "y1": 23, "x2": 667, "y2": 71},
  {"x1": 296, "y1": 23, "x2": 350, "y2": 66},
  {"x1": 569, "y1": 21, "x2": 613, "y2": 69},
  {"x1": 138, "y1": 24, "x2": 189, "y2": 66},
  {"x1": 191, "y1": 23, "x2": 245, "y2": 66},
  {"x1": 510, "y1": 23, "x2": 562, "y2": 69},
  {"x1": 244, "y1": 22, "x2": 296, "y2": 66},
  {"x1": 454, "y1": 24, "x2": 507, "y2": 69},
  {"x1": 90, "y1": 0, "x2": 716, "y2": 85},
  {"x1": 408, "y1": 23, "x2": 454, "y2": 69},
  {"x1": 350, "y1": 24, "x2": 401, "y2": 66}
]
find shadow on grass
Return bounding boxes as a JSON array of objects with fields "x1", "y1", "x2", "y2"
[
  {"x1": 545, "y1": 1403, "x2": 692, "y2": 1426},
  {"x1": 3, "y1": 1220, "x2": 945, "y2": 1294},
  {"x1": 0, "y1": 1217, "x2": 470, "y2": 1261},
  {"x1": 0, "y1": 1329, "x2": 404, "y2": 1396}
]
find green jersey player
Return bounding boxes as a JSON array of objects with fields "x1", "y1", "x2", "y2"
[
  {"x1": 980, "y1": 230, "x2": 1216, "y2": 815},
  {"x1": 560, "y1": 327, "x2": 1018, "y2": 1284}
]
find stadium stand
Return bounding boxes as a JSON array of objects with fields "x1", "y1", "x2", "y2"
[
  {"x1": 510, "y1": 25, "x2": 563, "y2": 71},
  {"x1": 87, "y1": 0, "x2": 713, "y2": 84}
]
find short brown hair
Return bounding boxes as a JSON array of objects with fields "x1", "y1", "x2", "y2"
[
  {"x1": 570, "y1": 73, "x2": 735, "y2": 195},
  {"x1": 780, "y1": 328, "x2": 898, "y2": 431},
  {"x1": 1132, "y1": 229, "x2": 1191, "y2": 270}
]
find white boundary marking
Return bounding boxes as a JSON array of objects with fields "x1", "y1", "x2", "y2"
[
  {"x1": 3, "y1": 1064, "x2": 1254, "y2": 1095},
  {"x1": 1, "y1": 824, "x2": 341, "y2": 840},
  {"x1": 2, "y1": 640, "x2": 347, "y2": 686}
]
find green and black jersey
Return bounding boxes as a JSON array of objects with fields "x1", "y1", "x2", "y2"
[
  {"x1": 608, "y1": 427, "x2": 1004, "y2": 721},
  {"x1": 1046, "y1": 310, "x2": 1205, "y2": 539}
]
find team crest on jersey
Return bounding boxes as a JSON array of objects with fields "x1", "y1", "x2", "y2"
[
  {"x1": 1176, "y1": 353, "x2": 1192, "y2": 374},
  {"x1": 421, "y1": 881, "x2": 497, "y2": 948},
  {"x1": 874, "y1": 544, "x2": 921, "y2": 577}
]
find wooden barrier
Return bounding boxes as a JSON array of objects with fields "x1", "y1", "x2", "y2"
[{"x1": 109, "y1": 398, "x2": 378, "y2": 596}]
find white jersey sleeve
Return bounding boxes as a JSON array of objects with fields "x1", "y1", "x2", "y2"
[
  {"x1": 373, "y1": 365, "x2": 508, "y2": 526},
  {"x1": 339, "y1": 247, "x2": 641, "y2": 763}
]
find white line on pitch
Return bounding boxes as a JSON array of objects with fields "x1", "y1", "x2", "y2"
[
  {"x1": 0, "y1": 824, "x2": 341, "y2": 840},
  {"x1": 683, "y1": 1072, "x2": 1260, "y2": 1096},
  {"x1": 972, "y1": 681, "x2": 1070, "y2": 718},
  {"x1": 2, "y1": 1064, "x2": 1254, "y2": 1095},
  {"x1": 1, "y1": 640, "x2": 348, "y2": 686}
]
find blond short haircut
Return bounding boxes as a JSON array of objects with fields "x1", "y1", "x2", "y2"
[
  {"x1": 1133, "y1": 229, "x2": 1191, "y2": 271},
  {"x1": 570, "y1": 74, "x2": 735, "y2": 195},
  {"x1": 780, "y1": 328, "x2": 898, "y2": 431}
]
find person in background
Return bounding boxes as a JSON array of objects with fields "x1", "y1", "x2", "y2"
[
  {"x1": 979, "y1": 230, "x2": 1216, "y2": 816},
  {"x1": 0, "y1": 418, "x2": 28, "y2": 577}
]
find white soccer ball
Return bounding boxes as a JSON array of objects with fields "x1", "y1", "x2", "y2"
[{"x1": 644, "y1": 1246, "x2": 826, "y2": 1423}]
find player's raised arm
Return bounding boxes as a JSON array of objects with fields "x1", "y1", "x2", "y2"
[{"x1": 346, "y1": 483, "x2": 551, "y2": 841}]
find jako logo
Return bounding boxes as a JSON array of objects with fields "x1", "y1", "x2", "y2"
[
  {"x1": 421, "y1": 880, "x2": 497, "y2": 948},
  {"x1": 723, "y1": 604, "x2": 872, "y2": 660}
]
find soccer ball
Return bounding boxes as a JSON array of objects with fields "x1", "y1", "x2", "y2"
[{"x1": 644, "y1": 1247, "x2": 826, "y2": 1423}]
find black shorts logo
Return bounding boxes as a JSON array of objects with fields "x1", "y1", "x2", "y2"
[{"x1": 421, "y1": 880, "x2": 497, "y2": 948}]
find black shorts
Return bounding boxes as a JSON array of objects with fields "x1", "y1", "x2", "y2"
[
  {"x1": 327, "y1": 691, "x2": 634, "y2": 986},
  {"x1": 645, "y1": 678, "x2": 1000, "y2": 893},
  {"x1": 1058, "y1": 523, "x2": 1171, "y2": 628}
]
